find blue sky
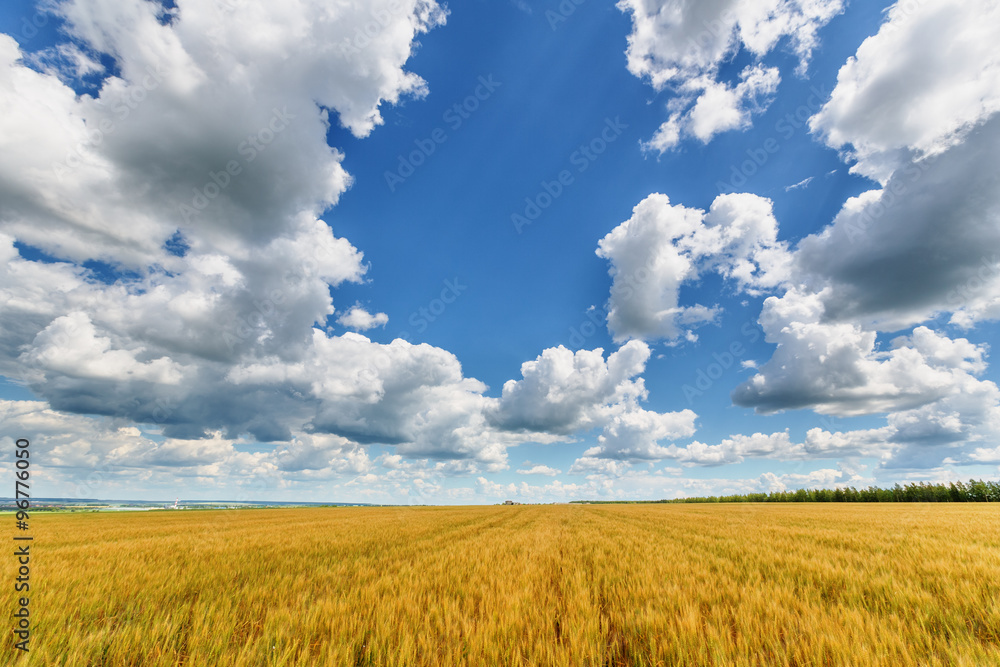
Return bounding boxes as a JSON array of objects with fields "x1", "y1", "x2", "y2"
[{"x1": 2, "y1": 0, "x2": 999, "y2": 503}]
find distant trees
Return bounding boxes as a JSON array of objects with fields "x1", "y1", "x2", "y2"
[{"x1": 655, "y1": 480, "x2": 1000, "y2": 504}]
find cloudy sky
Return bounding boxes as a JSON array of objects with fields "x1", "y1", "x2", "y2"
[{"x1": 2, "y1": 0, "x2": 999, "y2": 504}]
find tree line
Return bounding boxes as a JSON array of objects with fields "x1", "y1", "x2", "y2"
[{"x1": 656, "y1": 480, "x2": 999, "y2": 504}]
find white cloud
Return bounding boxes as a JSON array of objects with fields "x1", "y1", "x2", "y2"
[
  {"x1": 809, "y1": 0, "x2": 1000, "y2": 182},
  {"x1": 706, "y1": 0, "x2": 1000, "y2": 473},
  {"x1": 516, "y1": 464, "x2": 561, "y2": 476},
  {"x1": 22, "y1": 311, "x2": 185, "y2": 384},
  {"x1": 490, "y1": 340, "x2": 700, "y2": 464},
  {"x1": 271, "y1": 433, "x2": 371, "y2": 475},
  {"x1": 567, "y1": 456, "x2": 634, "y2": 478},
  {"x1": 596, "y1": 192, "x2": 790, "y2": 342},
  {"x1": 0, "y1": 0, "x2": 445, "y2": 267},
  {"x1": 707, "y1": 0, "x2": 1000, "y2": 470},
  {"x1": 646, "y1": 65, "x2": 780, "y2": 151},
  {"x1": 0, "y1": 399, "x2": 373, "y2": 497},
  {"x1": 882, "y1": 374, "x2": 1000, "y2": 468},
  {"x1": 0, "y1": 1, "x2": 515, "y2": 468},
  {"x1": 802, "y1": 426, "x2": 895, "y2": 458},
  {"x1": 793, "y1": 117, "x2": 1000, "y2": 333},
  {"x1": 585, "y1": 406, "x2": 698, "y2": 460},
  {"x1": 227, "y1": 330, "x2": 514, "y2": 465},
  {"x1": 618, "y1": 0, "x2": 843, "y2": 151},
  {"x1": 732, "y1": 291, "x2": 989, "y2": 416},
  {"x1": 757, "y1": 468, "x2": 848, "y2": 493},
  {"x1": 784, "y1": 176, "x2": 813, "y2": 191},
  {"x1": 780, "y1": 0, "x2": 1000, "y2": 343},
  {"x1": 726, "y1": 290, "x2": 1000, "y2": 469},
  {"x1": 605, "y1": 1, "x2": 1000, "y2": 468},
  {"x1": 489, "y1": 341, "x2": 651, "y2": 434},
  {"x1": 144, "y1": 432, "x2": 243, "y2": 468},
  {"x1": 337, "y1": 304, "x2": 389, "y2": 331},
  {"x1": 667, "y1": 431, "x2": 801, "y2": 465}
]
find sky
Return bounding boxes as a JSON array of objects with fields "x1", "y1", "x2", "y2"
[{"x1": 1, "y1": 0, "x2": 999, "y2": 504}]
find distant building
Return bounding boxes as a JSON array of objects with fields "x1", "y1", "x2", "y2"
[{"x1": 503, "y1": 500, "x2": 515, "y2": 505}]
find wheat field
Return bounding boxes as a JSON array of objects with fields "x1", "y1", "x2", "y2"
[{"x1": 10, "y1": 504, "x2": 1000, "y2": 666}]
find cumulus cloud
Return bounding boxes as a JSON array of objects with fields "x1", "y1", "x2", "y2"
[
  {"x1": 808, "y1": 0, "x2": 1000, "y2": 182},
  {"x1": 793, "y1": 118, "x2": 1000, "y2": 331},
  {"x1": 618, "y1": 0, "x2": 844, "y2": 150},
  {"x1": 795, "y1": 376, "x2": 1000, "y2": 471},
  {"x1": 732, "y1": 291, "x2": 989, "y2": 416},
  {"x1": 0, "y1": 228, "x2": 371, "y2": 441},
  {"x1": 490, "y1": 340, "x2": 701, "y2": 464},
  {"x1": 577, "y1": 423, "x2": 884, "y2": 471},
  {"x1": 0, "y1": 0, "x2": 445, "y2": 267},
  {"x1": 516, "y1": 464, "x2": 562, "y2": 476},
  {"x1": 883, "y1": 375, "x2": 1000, "y2": 468},
  {"x1": 337, "y1": 304, "x2": 389, "y2": 331},
  {"x1": 644, "y1": 65, "x2": 780, "y2": 152},
  {"x1": 757, "y1": 468, "x2": 850, "y2": 493},
  {"x1": 702, "y1": 0, "x2": 1000, "y2": 470},
  {"x1": 567, "y1": 456, "x2": 635, "y2": 478},
  {"x1": 801, "y1": 426, "x2": 895, "y2": 459},
  {"x1": 489, "y1": 341, "x2": 651, "y2": 434},
  {"x1": 666, "y1": 431, "x2": 801, "y2": 465},
  {"x1": 780, "y1": 0, "x2": 1000, "y2": 336},
  {"x1": 624, "y1": 389, "x2": 1000, "y2": 471},
  {"x1": 584, "y1": 406, "x2": 697, "y2": 460},
  {"x1": 22, "y1": 311, "x2": 185, "y2": 385},
  {"x1": 596, "y1": 192, "x2": 790, "y2": 342},
  {"x1": 0, "y1": 0, "x2": 446, "y2": 266},
  {"x1": 0, "y1": 0, "x2": 570, "y2": 476},
  {"x1": 271, "y1": 433, "x2": 371, "y2": 475},
  {"x1": 0, "y1": 399, "x2": 376, "y2": 497},
  {"x1": 602, "y1": 0, "x2": 1000, "y2": 469},
  {"x1": 726, "y1": 289, "x2": 1000, "y2": 469},
  {"x1": 227, "y1": 330, "x2": 516, "y2": 465}
]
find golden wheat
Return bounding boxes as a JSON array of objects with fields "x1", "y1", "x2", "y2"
[{"x1": 8, "y1": 504, "x2": 1000, "y2": 666}]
